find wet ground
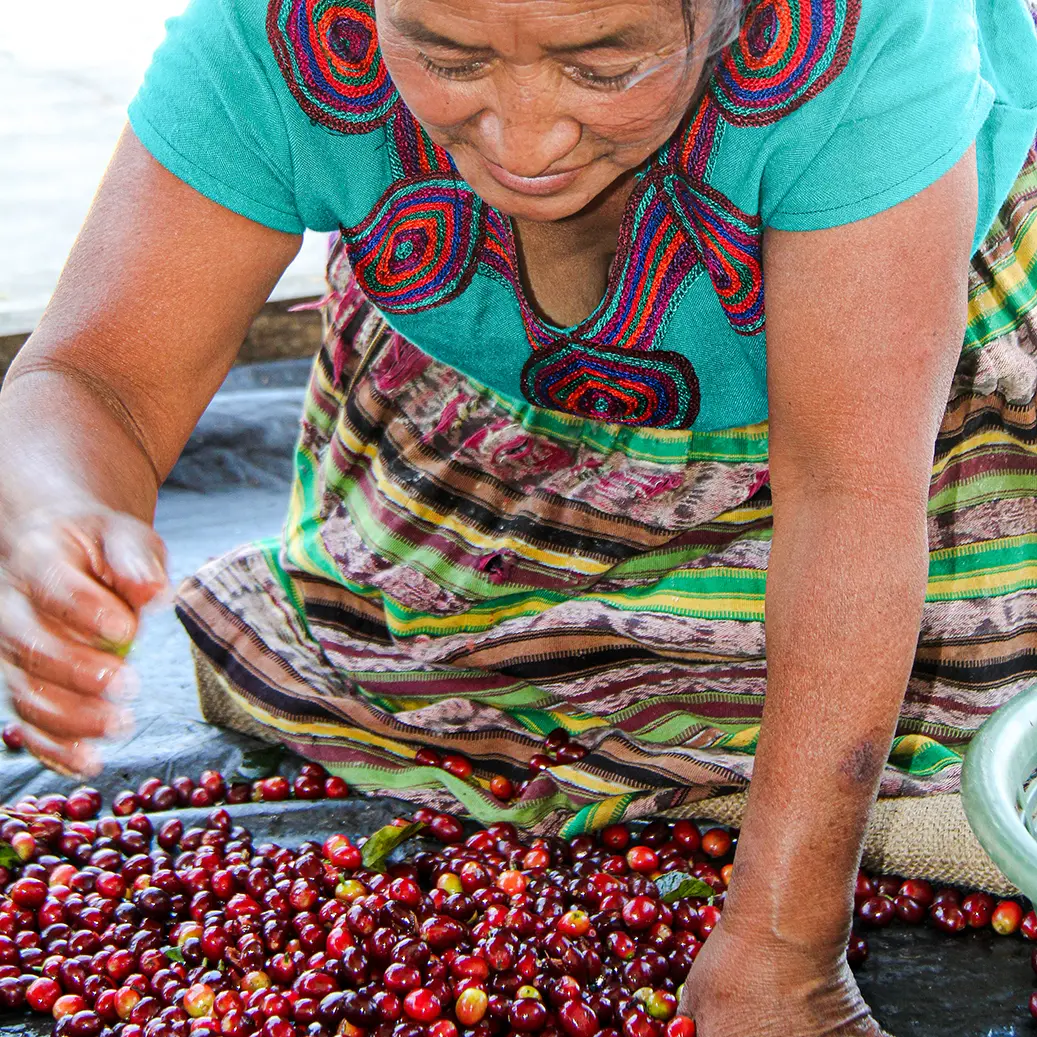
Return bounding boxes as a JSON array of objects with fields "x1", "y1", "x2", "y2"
[{"x1": 0, "y1": 360, "x2": 1034, "y2": 1035}]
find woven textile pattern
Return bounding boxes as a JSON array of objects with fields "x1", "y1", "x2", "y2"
[{"x1": 177, "y1": 144, "x2": 1037, "y2": 834}]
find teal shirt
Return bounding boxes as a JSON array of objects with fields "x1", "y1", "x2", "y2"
[{"x1": 129, "y1": 0, "x2": 1037, "y2": 432}]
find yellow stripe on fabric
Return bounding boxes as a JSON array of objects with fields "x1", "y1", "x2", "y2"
[
  {"x1": 931, "y1": 429, "x2": 1037, "y2": 483},
  {"x1": 504, "y1": 710, "x2": 607, "y2": 736},
  {"x1": 548, "y1": 765, "x2": 648, "y2": 796},
  {"x1": 381, "y1": 568, "x2": 769, "y2": 639},
  {"x1": 926, "y1": 534, "x2": 1037, "y2": 600},
  {"x1": 718, "y1": 726, "x2": 760, "y2": 751},
  {"x1": 366, "y1": 454, "x2": 606, "y2": 576},
  {"x1": 560, "y1": 794, "x2": 639, "y2": 838},
  {"x1": 887, "y1": 734, "x2": 962, "y2": 777},
  {"x1": 481, "y1": 387, "x2": 771, "y2": 466},
  {"x1": 965, "y1": 189, "x2": 1037, "y2": 347},
  {"x1": 226, "y1": 685, "x2": 433, "y2": 756}
]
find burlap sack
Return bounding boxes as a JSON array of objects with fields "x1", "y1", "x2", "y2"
[{"x1": 192, "y1": 644, "x2": 1016, "y2": 896}]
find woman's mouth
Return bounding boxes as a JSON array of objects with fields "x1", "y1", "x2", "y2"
[{"x1": 481, "y1": 158, "x2": 587, "y2": 196}]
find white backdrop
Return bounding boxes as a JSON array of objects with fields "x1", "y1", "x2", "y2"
[{"x1": 0, "y1": 0, "x2": 327, "y2": 336}]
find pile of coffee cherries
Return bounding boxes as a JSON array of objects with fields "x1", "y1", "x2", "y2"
[{"x1": 0, "y1": 764, "x2": 1033, "y2": 1037}]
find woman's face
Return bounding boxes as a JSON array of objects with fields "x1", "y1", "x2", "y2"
[{"x1": 376, "y1": 0, "x2": 712, "y2": 222}]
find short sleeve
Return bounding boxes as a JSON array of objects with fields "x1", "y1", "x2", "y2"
[
  {"x1": 762, "y1": 0, "x2": 995, "y2": 237},
  {"x1": 128, "y1": 0, "x2": 304, "y2": 234}
]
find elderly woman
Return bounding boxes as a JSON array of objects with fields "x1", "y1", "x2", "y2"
[{"x1": 2, "y1": 0, "x2": 1037, "y2": 1031}]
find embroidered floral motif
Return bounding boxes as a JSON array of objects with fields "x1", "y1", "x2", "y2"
[
  {"x1": 267, "y1": 0, "x2": 398, "y2": 132},
  {"x1": 343, "y1": 176, "x2": 486, "y2": 314},
  {"x1": 521, "y1": 342, "x2": 701, "y2": 429},
  {"x1": 268, "y1": 0, "x2": 858, "y2": 427},
  {"x1": 710, "y1": 0, "x2": 861, "y2": 126}
]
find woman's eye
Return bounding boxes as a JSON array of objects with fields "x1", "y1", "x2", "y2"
[
  {"x1": 419, "y1": 54, "x2": 489, "y2": 80},
  {"x1": 565, "y1": 64, "x2": 640, "y2": 90}
]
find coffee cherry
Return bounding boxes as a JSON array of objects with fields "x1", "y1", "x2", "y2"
[
  {"x1": 510, "y1": 997, "x2": 549, "y2": 1032},
  {"x1": 456, "y1": 987, "x2": 490, "y2": 1026},
  {"x1": 1030, "y1": 991, "x2": 1037, "y2": 1021},
  {"x1": 893, "y1": 896, "x2": 925, "y2": 925},
  {"x1": 897, "y1": 879, "x2": 934, "y2": 907},
  {"x1": 962, "y1": 892, "x2": 995, "y2": 929},
  {"x1": 27, "y1": 977, "x2": 62, "y2": 1014},
  {"x1": 930, "y1": 902, "x2": 967, "y2": 934},
  {"x1": 429, "y1": 815, "x2": 464, "y2": 844},
  {"x1": 846, "y1": 932, "x2": 869, "y2": 967},
  {"x1": 1, "y1": 723, "x2": 24, "y2": 751},
  {"x1": 622, "y1": 897, "x2": 659, "y2": 932},
  {"x1": 558, "y1": 910, "x2": 591, "y2": 937},
  {"x1": 626, "y1": 847, "x2": 659, "y2": 874},
  {"x1": 442, "y1": 755, "x2": 473, "y2": 780},
  {"x1": 403, "y1": 988, "x2": 441, "y2": 1022},
  {"x1": 415, "y1": 748, "x2": 442, "y2": 767},
  {"x1": 490, "y1": 776, "x2": 514, "y2": 801},
  {"x1": 1023, "y1": 910, "x2": 1037, "y2": 941},
  {"x1": 991, "y1": 900, "x2": 1023, "y2": 935},
  {"x1": 601, "y1": 825, "x2": 630, "y2": 851},
  {"x1": 10, "y1": 877, "x2": 48, "y2": 909},
  {"x1": 700, "y1": 829, "x2": 732, "y2": 859},
  {"x1": 858, "y1": 897, "x2": 894, "y2": 928},
  {"x1": 665, "y1": 1016, "x2": 696, "y2": 1037},
  {"x1": 324, "y1": 776, "x2": 350, "y2": 799}
]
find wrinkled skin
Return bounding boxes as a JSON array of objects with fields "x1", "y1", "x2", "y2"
[{"x1": 680, "y1": 917, "x2": 889, "y2": 1037}]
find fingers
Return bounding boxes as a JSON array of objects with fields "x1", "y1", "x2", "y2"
[
  {"x1": 25, "y1": 556, "x2": 138, "y2": 650},
  {"x1": 17, "y1": 721, "x2": 103, "y2": 778},
  {"x1": 98, "y1": 516, "x2": 171, "y2": 614},
  {"x1": 4, "y1": 663, "x2": 132, "y2": 742},
  {"x1": 0, "y1": 585, "x2": 124, "y2": 698}
]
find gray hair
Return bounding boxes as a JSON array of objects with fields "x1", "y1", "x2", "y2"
[{"x1": 683, "y1": 0, "x2": 744, "y2": 60}]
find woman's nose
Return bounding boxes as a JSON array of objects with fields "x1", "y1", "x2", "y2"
[{"x1": 475, "y1": 73, "x2": 582, "y2": 177}]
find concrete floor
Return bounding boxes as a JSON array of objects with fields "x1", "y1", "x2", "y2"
[{"x1": 0, "y1": 0, "x2": 327, "y2": 337}]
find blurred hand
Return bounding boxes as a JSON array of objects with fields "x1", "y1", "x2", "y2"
[
  {"x1": 0, "y1": 507, "x2": 169, "y2": 776},
  {"x1": 679, "y1": 914, "x2": 889, "y2": 1037}
]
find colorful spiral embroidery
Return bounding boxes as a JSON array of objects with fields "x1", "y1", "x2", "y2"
[
  {"x1": 267, "y1": 0, "x2": 399, "y2": 133},
  {"x1": 711, "y1": 0, "x2": 860, "y2": 126},
  {"x1": 669, "y1": 177, "x2": 764, "y2": 335},
  {"x1": 521, "y1": 342, "x2": 701, "y2": 429},
  {"x1": 342, "y1": 177, "x2": 485, "y2": 313}
]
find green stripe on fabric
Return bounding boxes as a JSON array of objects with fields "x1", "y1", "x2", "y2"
[
  {"x1": 962, "y1": 167, "x2": 1037, "y2": 350},
  {"x1": 380, "y1": 566, "x2": 769, "y2": 639},
  {"x1": 480, "y1": 389, "x2": 771, "y2": 466},
  {"x1": 504, "y1": 708, "x2": 603, "y2": 737},
  {"x1": 887, "y1": 736, "x2": 962, "y2": 777},
  {"x1": 285, "y1": 446, "x2": 352, "y2": 585},
  {"x1": 560, "y1": 794, "x2": 639, "y2": 838},
  {"x1": 605, "y1": 527, "x2": 773, "y2": 579},
  {"x1": 323, "y1": 760, "x2": 580, "y2": 827},
  {"x1": 929, "y1": 470, "x2": 1037, "y2": 514}
]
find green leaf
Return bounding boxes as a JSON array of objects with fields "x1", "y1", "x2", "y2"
[
  {"x1": 163, "y1": 946, "x2": 186, "y2": 963},
  {"x1": 361, "y1": 822, "x2": 426, "y2": 873},
  {"x1": 655, "y1": 871, "x2": 717, "y2": 903},
  {"x1": 235, "y1": 745, "x2": 286, "y2": 781},
  {"x1": 0, "y1": 841, "x2": 19, "y2": 869}
]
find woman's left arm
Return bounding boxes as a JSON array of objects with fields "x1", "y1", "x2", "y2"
[{"x1": 682, "y1": 147, "x2": 978, "y2": 1037}]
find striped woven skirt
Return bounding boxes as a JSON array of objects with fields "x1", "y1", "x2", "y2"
[{"x1": 177, "y1": 145, "x2": 1037, "y2": 839}]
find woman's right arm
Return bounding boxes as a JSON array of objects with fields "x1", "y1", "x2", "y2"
[{"x1": 0, "y1": 127, "x2": 303, "y2": 775}]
